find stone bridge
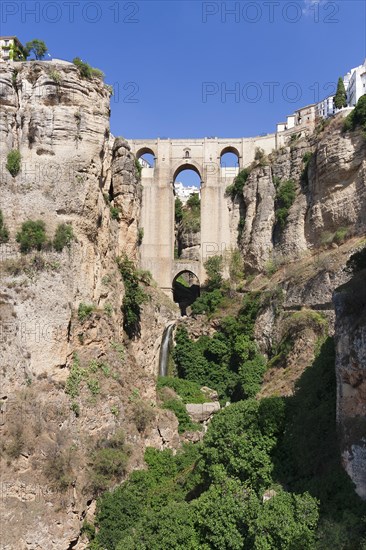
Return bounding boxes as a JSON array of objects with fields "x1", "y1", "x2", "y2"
[{"x1": 128, "y1": 135, "x2": 278, "y2": 296}]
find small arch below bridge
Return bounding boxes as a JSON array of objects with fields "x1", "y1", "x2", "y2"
[
  {"x1": 220, "y1": 146, "x2": 240, "y2": 168},
  {"x1": 172, "y1": 269, "x2": 200, "y2": 316}
]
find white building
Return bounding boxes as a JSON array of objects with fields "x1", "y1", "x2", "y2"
[
  {"x1": 277, "y1": 59, "x2": 366, "y2": 134},
  {"x1": 174, "y1": 182, "x2": 200, "y2": 204},
  {"x1": 0, "y1": 36, "x2": 27, "y2": 62},
  {"x1": 346, "y1": 59, "x2": 366, "y2": 106}
]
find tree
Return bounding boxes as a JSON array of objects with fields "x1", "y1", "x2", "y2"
[
  {"x1": 26, "y1": 39, "x2": 48, "y2": 60},
  {"x1": 334, "y1": 77, "x2": 347, "y2": 109},
  {"x1": 175, "y1": 197, "x2": 183, "y2": 223},
  {"x1": 16, "y1": 220, "x2": 46, "y2": 253}
]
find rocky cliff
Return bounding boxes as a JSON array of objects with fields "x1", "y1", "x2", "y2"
[
  {"x1": 334, "y1": 268, "x2": 366, "y2": 500},
  {"x1": 0, "y1": 61, "x2": 178, "y2": 549},
  {"x1": 235, "y1": 117, "x2": 366, "y2": 273}
]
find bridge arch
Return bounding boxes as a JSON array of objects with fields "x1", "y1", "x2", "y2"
[
  {"x1": 172, "y1": 162, "x2": 203, "y2": 185},
  {"x1": 220, "y1": 146, "x2": 240, "y2": 167},
  {"x1": 136, "y1": 147, "x2": 156, "y2": 167},
  {"x1": 172, "y1": 268, "x2": 200, "y2": 316}
]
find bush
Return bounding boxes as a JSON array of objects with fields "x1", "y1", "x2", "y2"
[
  {"x1": 53, "y1": 223, "x2": 73, "y2": 252},
  {"x1": 137, "y1": 228, "x2": 144, "y2": 245},
  {"x1": 89, "y1": 430, "x2": 130, "y2": 494},
  {"x1": 191, "y1": 288, "x2": 223, "y2": 316},
  {"x1": 226, "y1": 167, "x2": 251, "y2": 199},
  {"x1": 132, "y1": 400, "x2": 156, "y2": 433},
  {"x1": 118, "y1": 255, "x2": 148, "y2": 339},
  {"x1": 0, "y1": 210, "x2": 9, "y2": 244},
  {"x1": 343, "y1": 94, "x2": 366, "y2": 137},
  {"x1": 162, "y1": 398, "x2": 200, "y2": 434},
  {"x1": 110, "y1": 206, "x2": 120, "y2": 220},
  {"x1": 78, "y1": 303, "x2": 95, "y2": 323},
  {"x1": 16, "y1": 220, "x2": 46, "y2": 253},
  {"x1": 157, "y1": 377, "x2": 208, "y2": 404},
  {"x1": 73, "y1": 57, "x2": 105, "y2": 80},
  {"x1": 275, "y1": 180, "x2": 296, "y2": 228},
  {"x1": 6, "y1": 149, "x2": 21, "y2": 177}
]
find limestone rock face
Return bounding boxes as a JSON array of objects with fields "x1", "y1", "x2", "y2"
[
  {"x1": 186, "y1": 402, "x2": 220, "y2": 423},
  {"x1": 0, "y1": 61, "x2": 177, "y2": 550},
  {"x1": 334, "y1": 271, "x2": 366, "y2": 500},
  {"x1": 236, "y1": 119, "x2": 366, "y2": 272}
]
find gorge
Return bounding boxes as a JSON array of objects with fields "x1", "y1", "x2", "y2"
[{"x1": 0, "y1": 59, "x2": 366, "y2": 549}]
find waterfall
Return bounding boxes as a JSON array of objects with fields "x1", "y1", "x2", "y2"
[{"x1": 158, "y1": 323, "x2": 175, "y2": 377}]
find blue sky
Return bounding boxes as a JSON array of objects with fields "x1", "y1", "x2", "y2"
[{"x1": 2, "y1": 0, "x2": 365, "y2": 140}]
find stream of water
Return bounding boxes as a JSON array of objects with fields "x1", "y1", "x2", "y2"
[{"x1": 158, "y1": 323, "x2": 175, "y2": 376}]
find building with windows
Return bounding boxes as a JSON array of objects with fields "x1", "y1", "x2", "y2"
[
  {"x1": 346, "y1": 60, "x2": 366, "y2": 107},
  {"x1": 0, "y1": 36, "x2": 27, "y2": 62},
  {"x1": 277, "y1": 59, "x2": 366, "y2": 135}
]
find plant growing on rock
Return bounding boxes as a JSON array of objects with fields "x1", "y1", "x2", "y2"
[
  {"x1": 73, "y1": 57, "x2": 105, "y2": 80},
  {"x1": 77, "y1": 303, "x2": 95, "y2": 323},
  {"x1": 6, "y1": 149, "x2": 21, "y2": 177},
  {"x1": 117, "y1": 254, "x2": 148, "y2": 339},
  {"x1": 53, "y1": 223, "x2": 73, "y2": 252},
  {"x1": 16, "y1": 220, "x2": 46, "y2": 253},
  {"x1": 343, "y1": 94, "x2": 366, "y2": 138},
  {"x1": 0, "y1": 210, "x2": 9, "y2": 244},
  {"x1": 275, "y1": 179, "x2": 296, "y2": 228}
]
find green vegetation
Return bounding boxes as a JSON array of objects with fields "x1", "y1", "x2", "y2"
[
  {"x1": 162, "y1": 398, "x2": 201, "y2": 434},
  {"x1": 110, "y1": 206, "x2": 121, "y2": 220},
  {"x1": 49, "y1": 70, "x2": 62, "y2": 84},
  {"x1": 334, "y1": 77, "x2": 348, "y2": 109},
  {"x1": 77, "y1": 302, "x2": 95, "y2": 323},
  {"x1": 321, "y1": 226, "x2": 349, "y2": 247},
  {"x1": 89, "y1": 430, "x2": 131, "y2": 495},
  {"x1": 190, "y1": 255, "x2": 225, "y2": 316},
  {"x1": 157, "y1": 377, "x2": 208, "y2": 404},
  {"x1": 175, "y1": 197, "x2": 183, "y2": 223},
  {"x1": 134, "y1": 157, "x2": 142, "y2": 177},
  {"x1": 226, "y1": 167, "x2": 251, "y2": 199},
  {"x1": 25, "y1": 39, "x2": 48, "y2": 60},
  {"x1": 73, "y1": 57, "x2": 105, "y2": 80},
  {"x1": 275, "y1": 179, "x2": 296, "y2": 228},
  {"x1": 175, "y1": 292, "x2": 264, "y2": 401},
  {"x1": 137, "y1": 228, "x2": 144, "y2": 245},
  {"x1": 0, "y1": 210, "x2": 9, "y2": 244},
  {"x1": 88, "y1": 333, "x2": 366, "y2": 549},
  {"x1": 117, "y1": 255, "x2": 148, "y2": 339},
  {"x1": 6, "y1": 149, "x2": 21, "y2": 177},
  {"x1": 177, "y1": 193, "x2": 201, "y2": 233},
  {"x1": 343, "y1": 94, "x2": 366, "y2": 137},
  {"x1": 16, "y1": 220, "x2": 46, "y2": 253},
  {"x1": 53, "y1": 223, "x2": 73, "y2": 252},
  {"x1": 65, "y1": 354, "x2": 113, "y2": 401}
]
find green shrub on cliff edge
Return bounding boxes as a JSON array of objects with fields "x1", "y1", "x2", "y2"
[
  {"x1": 343, "y1": 94, "x2": 366, "y2": 137},
  {"x1": 0, "y1": 210, "x2": 9, "y2": 244},
  {"x1": 6, "y1": 149, "x2": 21, "y2": 177},
  {"x1": 73, "y1": 57, "x2": 105, "y2": 80},
  {"x1": 16, "y1": 220, "x2": 46, "y2": 253}
]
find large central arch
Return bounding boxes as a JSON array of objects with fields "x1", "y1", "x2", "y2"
[{"x1": 127, "y1": 136, "x2": 277, "y2": 297}]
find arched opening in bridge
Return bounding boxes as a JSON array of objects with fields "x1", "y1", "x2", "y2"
[
  {"x1": 220, "y1": 146, "x2": 240, "y2": 168},
  {"x1": 136, "y1": 147, "x2": 155, "y2": 169},
  {"x1": 173, "y1": 165, "x2": 202, "y2": 261},
  {"x1": 172, "y1": 271, "x2": 200, "y2": 316}
]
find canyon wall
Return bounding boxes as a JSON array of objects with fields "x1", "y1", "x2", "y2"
[{"x1": 0, "y1": 61, "x2": 177, "y2": 549}]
